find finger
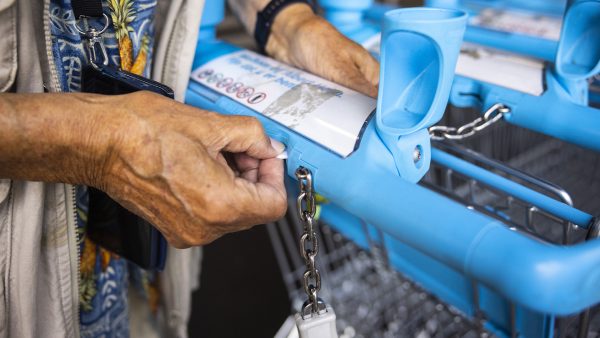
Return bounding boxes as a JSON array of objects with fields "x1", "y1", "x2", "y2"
[
  {"x1": 256, "y1": 157, "x2": 285, "y2": 196},
  {"x1": 256, "y1": 157, "x2": 287, "y2": 219},
  {"x1": 219, "y1": 116, "x2": 285, "y2": 159},
  {"x1": 326, "y1": 38, "x2": 379, "y2": 98},
  {"x1": 234, "y1": 153, "x2": 260, "y2": 182},
  {"x1": 340, "y1": 64, "x2": 379, "y2": 98},
  {"x1": 234, "y1": 157, "x2": 287, "y2": 222},
  {"x1": 353, "y1": 46, "x2": 380, "y2": 87},
  {"x1": 216, "y1": 152, "x2": 229, "y2": 168},
  {"x1": 323, "y1": 45, "x2": 378, "y2": 98}
]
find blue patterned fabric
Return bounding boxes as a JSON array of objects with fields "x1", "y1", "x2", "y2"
[
  {"x1": 49, "y1": 0, "x2": 157, "y2": 336},
  {"x1": 49, "y1": 0, "x2": 157, "y2": 90},
  {"x1": 76, "y1": 186, "x2": 130, "y2": 338}
]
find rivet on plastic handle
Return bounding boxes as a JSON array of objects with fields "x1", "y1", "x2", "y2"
[
  {"x1": 555, "y1": 0, "x2": 600, "y2": 80},
  {"x1": 375, "y1": 8, "x2": 467, "y2": 181}
]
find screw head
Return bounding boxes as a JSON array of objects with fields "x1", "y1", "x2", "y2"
[{"x1": 413, "y1": 146, "x2": 422, "y2": 163}]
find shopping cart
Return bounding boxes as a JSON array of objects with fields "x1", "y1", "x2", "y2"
[
  {"x1": 187, "y1": 2, "x2": 600, "y2": 337},
  {"x1": 269, "y1": 107, "x2": 600, "y2": 338}
]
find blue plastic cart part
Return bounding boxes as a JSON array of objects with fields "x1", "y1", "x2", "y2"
[
  {"x1": 319, "y1": 0, "x2": 382, "y2": 46},
  {"x1": 326, "y1": 0, "x2": 600, "y2": 109},
  {"x1": 425, "y1": 0, "x2": 567, "y2": 17},
  {"x1": 592, "y1": 77, "x2": 600, "y2": 105},
  {"x1": 187, "y1": 4, "x2": 600, "y2": 338},
  {"x1": 324, "y1": 0, "x2": 600, "y2": 152},
  {"x1": 198, "y1": 0, "x2": 224, "y2": 41},
  {"x1": 320, "y1": 0, "x2": 565, "y2": 61},
  {"x1": 424, "y1": 0, "x2": 565, "y2": 61},
  {"x1": 375, "y1": 8, "x2": 467, "y2": 181},
  {"x1": 555, "y1": 0, "x2": 600, "y2": 80},
  {"x1": 190, "y1": 65, "x2": 600, "y2": 316},
  {"x1": 308, "y1": 139, "x2": 600, "y2": 317},
  {"x1": 431, "y1": 0, "x2": 600, "y2": 81},
  {"x1": 190, "y1": 6, "x2": 467, "y2": 183},
  {"x1": 431, "y1": 148, "x2": 592, "y2": 227},
  {"x1": 186, "y1": 9, "x2": 600, "y2": 318},
  {"x1": 449, "y1": 63, "x2": 600, "y2": 152},
  {"x1": 452, "y1": 0, "x2": 600, "y2": 151}
]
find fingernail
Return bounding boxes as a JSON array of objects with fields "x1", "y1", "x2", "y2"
[{"x1": 270, "y1": 137, "x2": 286, "y2": 154}]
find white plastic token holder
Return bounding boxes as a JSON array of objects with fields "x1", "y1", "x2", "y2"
[{"x1": 295, "y1": 306, "x2": 338, "y2": 338}]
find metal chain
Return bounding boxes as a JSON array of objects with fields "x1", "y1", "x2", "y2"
[
  {"x1": 429, "y1": 103, "x2": 511, "y2": 141},
  {"x1": 295, "y1": 167, "x2": 326, "y2": 317}
]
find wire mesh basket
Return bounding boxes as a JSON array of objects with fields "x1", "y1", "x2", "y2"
[
  {"x1": 269, "y1": 105, "x2": 600, "y2": 338},
  {"x1": 269, "y1": 215, "x2": 494, "y2": 338}
]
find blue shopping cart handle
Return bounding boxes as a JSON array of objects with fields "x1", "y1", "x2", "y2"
[
  {"x1": 311, "y1": 144, "x2": 600, "y2": 316},
  {"x1": 324, "y1": 0, "x2": 566, "y2": 61},
  {"x1": 323, "y1": 0, "x2": 600, "y2": 152},
  {"x1": 188, "y1": 0, "x2": 600, "y2": 317},
  {"x1": 187, "y1": 51, "x2": 600, "y2": 317},
  {"x1": 451, "y1": 68, "x2": 600, "y2": 152}
]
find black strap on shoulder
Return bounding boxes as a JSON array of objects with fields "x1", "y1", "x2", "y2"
[
  {"x1": 72, "y1": 0, "x2": 103, "y2": 19},
  {"x1": 254, "y1": 0, "x2": 314, "y2": 54}
]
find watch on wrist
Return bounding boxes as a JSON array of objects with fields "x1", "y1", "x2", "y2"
[{"x1": 254, "y1": 0, "x2": 315, "y2": 54}]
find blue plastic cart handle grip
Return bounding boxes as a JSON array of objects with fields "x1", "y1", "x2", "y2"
[
  {"x1": 375, "y1": 8, "x2": 467, "y2": 181},
  {"x1": 469, "y1": 70, "x2": 600, "y2": 152},
  {"x1": 189, "y1": 0, "x2": 600, "y2": 317},
  {"x1": 312, "y1": 148, "x2": 600, "y2": 316},
  {"x1": 556, "y1": 0, "x2": 600, "y2": 80},
  {"x1": 376, "y1": 8, "x2": 467, "y2": 135}
]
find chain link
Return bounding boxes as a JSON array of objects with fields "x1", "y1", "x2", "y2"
[
  {"x1": 429, "y1": 103, "x2": 510, "y2": 141},
  {"x1": 295, "y1": 167, "x2": 327, "y2": 317}
]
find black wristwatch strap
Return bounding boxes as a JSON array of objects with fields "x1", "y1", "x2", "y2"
[
  {"x1": 72, "y1": 0, "x2": 103, "y2": 19},
  {"x1": 254, "y1": 0, "x2": 314, "y2": 54}
]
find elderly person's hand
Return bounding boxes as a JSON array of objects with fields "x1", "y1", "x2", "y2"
[
  {"x1": 266, "y1": 4, "x2": 379, "y2": 97},
  {"x1": 0, "y1": 92, "x2": 287, "y2": 247}
]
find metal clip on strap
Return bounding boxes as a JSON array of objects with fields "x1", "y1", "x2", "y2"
[
  {"x1": 72, "y1": 0, "x2": 110, "y2": 67},
  {"x1": 75, "y1": 14, "x2": 110, "y2": 67}
]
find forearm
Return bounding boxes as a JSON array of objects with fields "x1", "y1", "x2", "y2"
[
  {"x1": 227, "y1": 0, "x2": 315, "y2": 57},
  {"x1": 0, "y1": 93, "x2": 114, "y2": 185},
  {"x1": 228, "y1": 0, "x2": 378, "y2": 96},
  {"x1": 264, "y1": 4, "x2": 316, "y2": 63}
]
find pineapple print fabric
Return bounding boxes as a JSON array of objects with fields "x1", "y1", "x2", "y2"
[
  {"x1": 49, "y1": 0, "x2": 158, "y2": 336},
  {"x1": 49, "y1": 0, "x2": 155, "y2": 92}
]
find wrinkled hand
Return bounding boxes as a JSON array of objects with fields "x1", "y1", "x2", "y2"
[
  {"x1": 93, "y1": 91, "x2": 287, "y2": 248},
  {"x1": 266, "y1": 4, "x2": 379, "y2": 98}
]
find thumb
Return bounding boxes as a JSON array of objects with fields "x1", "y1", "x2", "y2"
[{"x1": 220, "y1": 115, "x2": 285, "y2": 159}]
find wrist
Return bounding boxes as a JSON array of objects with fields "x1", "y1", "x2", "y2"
[
  {"x1": 71, "y1": 94, "x2": 126, "y2": 188},
  {"x1": 265, "y1": 3, "x2": 317, "y2": 63},
  {"x1": 0, "y1": 93, "x2": 118, "y2": 187}
]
